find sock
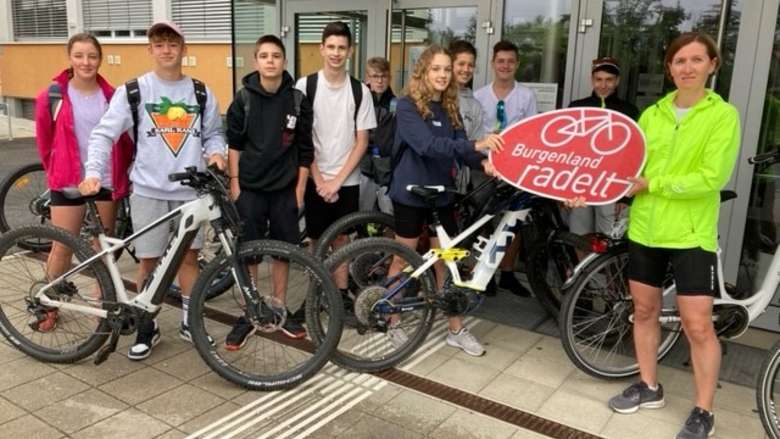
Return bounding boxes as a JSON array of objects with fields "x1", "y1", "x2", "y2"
[
  {"x1": 181, "y1": 296, "x2": 189, "y2": 327},
  {"x1": 646, "y1": 382, "x2": 658, "y2": 391}
]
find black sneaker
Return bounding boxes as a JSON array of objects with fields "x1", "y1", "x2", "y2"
[
  {"x1": 225, "y1": 316, "x2": 255, "y2": 351},
  {"x1": 498, "y1": 271, "x2": 531, "y2": 297},
  {"x1": 179, "y1": 323, "x2": 214, "y2": 346},
  {"x1": 608, "y1": 381, "x2": 666, "y2": 414},
  {"x1": 127, "y1": 319, "x2": 161, "y2": 361},
  {"x1": 280, "y1": 314, "x2": 306, "y2": 339},
  {"x1": 676, "y1": 407, "x2": 714, "y2": 438}
]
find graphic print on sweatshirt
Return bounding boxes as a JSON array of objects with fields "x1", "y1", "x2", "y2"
[{"x1": 144, "y1": 97, "x2": 201, "y2": 157}]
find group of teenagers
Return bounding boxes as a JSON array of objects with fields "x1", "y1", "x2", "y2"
[{"x1": 34, "y1": 16, "x2": 740, "y2": 439}]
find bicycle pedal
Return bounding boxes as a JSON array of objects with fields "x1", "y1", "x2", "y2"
[{"x1": 94, "y1": 331, "x2": 120, "y2": 365}]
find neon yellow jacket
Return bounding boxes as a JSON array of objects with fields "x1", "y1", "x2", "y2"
[{"x1": 628, "y1": 90, "x2": 740, "y2": 252}]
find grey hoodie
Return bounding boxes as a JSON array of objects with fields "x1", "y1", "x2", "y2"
[
  {"x1": 458, "y1": 87, "x2": 485, "y2": 141},
  {"x1": 85, "y1": 72, "x2": 225, "y2": 200}
]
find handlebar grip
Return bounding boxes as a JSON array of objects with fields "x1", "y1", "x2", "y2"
[
  {"x1": 168, "y1": 172, "x2": 190, "y2": 182},
  {"x1": 749, "y1": 148, "x2": 780, "y2": 165}
]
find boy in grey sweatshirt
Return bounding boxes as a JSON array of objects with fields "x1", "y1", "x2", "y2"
[{"x1": 81, "y1": 21, "x2": 226, "y2": 361}]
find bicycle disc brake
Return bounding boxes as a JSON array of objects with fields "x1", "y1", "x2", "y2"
[{"x1": 354, "y1": 286, "x2": 388, "y2": 327}]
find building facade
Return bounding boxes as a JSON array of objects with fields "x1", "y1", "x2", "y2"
[{"x1": 2, "y1": 0, "x2": 780, "y2": 329}]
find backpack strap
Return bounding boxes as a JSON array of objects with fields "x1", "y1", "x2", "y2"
[
  {"x1": 125, "y1": 78, "x2": 141, "y2": 151},
  {"x1": 47, "y1": 83, "x2": 63, "y2": 123},
  {"x1": 305, "y1": 73, "x2": 318, "y2": 104},
  {"x1": 192, "y1": 78, "x2": 207, "y2": 125},
  {"x1": 237, "y1": 87, "x2": 251, "y2": 136},
  {"x1": 348, "y1": 76, "x2": 363, "y2": 124},
  {"x1": 292, "y1": 88, "x2": 304, "y2": 117}
]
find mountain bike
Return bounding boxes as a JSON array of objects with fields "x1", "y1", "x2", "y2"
[
  {"x1": 0, "y1": 166, "x2": 343, "y2": 390},
  {"x1": 0, "y1": 161, "x2": 232, "y2": 299},
  {"x1": 558, "y1": 150, "x2": 777, "y2": 380},
  {"x1": 307, "y1": 181, "x2": 538, "y2": 372}
]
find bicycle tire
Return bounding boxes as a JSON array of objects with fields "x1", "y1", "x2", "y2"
[
  {"x1": 188, "y1": 239, "x2": 343, "y2": 391},
  {"x1": 310, "y1": 237, "x2": 437, "y2": 372},
  {"x1": 559, "y1": 247, "x2": 681, "y2": 379},
  {"x1": 313, "y1": 210, "x2": 396, "y2": 260},
  {"x1": 758, "y1": 340, "x2": 780, "y2": 439},
  {"x1": 0, "y1": 225, "x2": 116, "y2": 363},
  {"x1": 526, "y1": 237, "x2": 578, "y2": 320},
  {"x1": 0, "y1": 163, "x2": 52, "y2": 251}
]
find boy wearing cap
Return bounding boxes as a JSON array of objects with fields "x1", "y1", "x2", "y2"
[
  {"x1": 81, "y1": 21, "x2": 226, "y2": 361},
  {"x1": 567, "y1": 57, "x2": 638, "y2": 239},
  {"x1": 474, "y1": 40, "x2": 537, "y2": 297}
]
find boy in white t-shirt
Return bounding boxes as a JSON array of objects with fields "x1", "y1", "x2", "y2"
[
  {"x1": 295, "y1": 21, "x2": 376, "y2": 295},
  {"x1": 475, "y1": 40, "x2": 537, "y2": 297}
]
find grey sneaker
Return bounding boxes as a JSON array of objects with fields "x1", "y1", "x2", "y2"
[
  {"x1": 608, "y1": 381, "x2": 665, "y2": 414},
  {"x1": 676, "y1": 407, "x2": 714, "y2": 439},
  {"x1": 446, "y1": 327, "x2": 485, "y2": 356},
  {"x1": 386, "y1": 321, "x2": 409, "y2": 350}
]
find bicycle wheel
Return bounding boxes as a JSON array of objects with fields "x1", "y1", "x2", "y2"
[
  {"x1": 312, "y1": 210, "x2": 396, "y2": 260},
  {"x1": 188, "y1": 239, "x2": 343, "y2": 391},
  {"x1": 559, "y1": 248, "x2": 681, "y2": 379},
  {"x1": 0, "y1": 225, "x2": 116, "y2": 363},
  {"x1": 758, "y1": 340, "x2": 780, "y2": 439},
  {"x1": 526, "y1": 237, "x2": 578, "y2": 320},
  {"x1": 0, "y1": 163, "x2": 52, "y2": 251},
  {"x1": 310, "y1": 237, "x2": 437, "y2": 372}
]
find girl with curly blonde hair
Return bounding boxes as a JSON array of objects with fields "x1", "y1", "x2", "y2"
[{"x1": 385, "y1": 44, "x2": 503, "y2": 357}]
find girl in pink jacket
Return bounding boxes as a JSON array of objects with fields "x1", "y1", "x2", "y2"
[{"x1": 34, "y1": 33, "x2": 133, "y2": 331}]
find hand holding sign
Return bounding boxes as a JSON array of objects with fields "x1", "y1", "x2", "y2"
[{"x1": 489, "y1": 108, "x2": 646, "y2": 205}]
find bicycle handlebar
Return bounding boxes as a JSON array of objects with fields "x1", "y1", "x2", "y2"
[{"x1": 749, "y1": 146, "x2": 780, "y2": 165}]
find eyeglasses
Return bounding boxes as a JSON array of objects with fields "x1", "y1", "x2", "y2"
[{"x1": 496, "y1": 100, "x2": 507, "y2": 131}]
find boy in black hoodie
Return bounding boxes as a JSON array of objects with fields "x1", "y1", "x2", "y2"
[{"x1": 224, "y1": 35, "x2": 314, "y2": 347}]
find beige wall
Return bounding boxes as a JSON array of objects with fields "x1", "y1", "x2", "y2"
[{"x1": 0, "y1": 43, "x2": 235, "y2": 113}]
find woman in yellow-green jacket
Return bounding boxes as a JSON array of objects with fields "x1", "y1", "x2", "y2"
[{"x1": 607, "y1": 33, "x2": 740, "y2": 439}]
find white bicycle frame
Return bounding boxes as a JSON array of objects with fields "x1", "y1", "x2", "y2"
[
  {"x1": 565, "y1": 235, "x2": 780, "y2": 338},
  {"x1": 36, "y1": 193, "x2": 229, "y2": 318},
  {"x1": 402, "y1": 197, "x2": 531, "y2": 292}
]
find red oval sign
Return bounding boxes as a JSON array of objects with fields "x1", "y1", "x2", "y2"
[{"x1": 489, "y1": 108, "x2": 646, "y2": 205}]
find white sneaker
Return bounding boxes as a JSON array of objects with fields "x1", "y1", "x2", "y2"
[
  {"x1": 446, "y1": 327, "x2": 485, "y2": 356},
  {"x1": 386, "y1": 321, "x2": 409, "y2": 350}
]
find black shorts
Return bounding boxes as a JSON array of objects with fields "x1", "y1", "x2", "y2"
[
  {"x1": 392, "y1": 201, "x2": 459, "y2": 239},
  {"x1": 627, "y1": 240, "x2": 718, "y2": 296},
  {"x1": 236, "y1": 186, "x2": 300, "y2": 244},
  {"x1": 50, "y1": 188, "x2": 112, "y2": 206},
  {"x1": 304, "y1": 180, "x2": 359, "y2": 239}
]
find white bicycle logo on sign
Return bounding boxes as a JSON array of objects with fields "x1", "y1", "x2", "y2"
[{"x1": 540, "y1": 109, "x2": 631, "y2": 155}]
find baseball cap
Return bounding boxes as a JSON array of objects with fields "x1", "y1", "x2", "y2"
[
  {"x1": 592, "y1": 57, "x2": 621, "y2": 76},
  {"x1": 148, "y1": 21, "x2": 185, "y2": 41}
]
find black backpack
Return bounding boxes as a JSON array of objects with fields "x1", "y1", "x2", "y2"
[
  {"x1": 47, "y1": 83, "x2": 65, "y2": 123},
  {"x1": 305, "y1": 73, "x2": 363, "y2": 127},
  {"x1": 125, "y1": 77, "x2": 207, "y2": 155},
  {"x1": 366, "y1": 98, "x2": 398, "y2": 186}
]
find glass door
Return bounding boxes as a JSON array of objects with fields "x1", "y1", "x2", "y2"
[
  {"x1": 390, "y1": 0, "x2": 493, "y2": 91},
  {"x1": 493, "y1": 0, "x2": 582, "y2": 111},
  {"x1": 576, "y1": 0, "x2": 741, "y2": 112},
  {"x1": 282, "y1": 0, "x2": 386, "y2": 80}
]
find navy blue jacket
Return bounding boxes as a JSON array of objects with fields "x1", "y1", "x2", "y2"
[{"x1": 389, "y1": 96, "x2": 484, "y2": 207}]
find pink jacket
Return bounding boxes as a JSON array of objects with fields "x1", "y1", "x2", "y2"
[{"x1": 35, "y1": 69, "x2": 133, "y2": 200}]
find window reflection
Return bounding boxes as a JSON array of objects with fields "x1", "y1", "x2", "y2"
[
  {"x1": 501, "y1": 0, "x2": 572, "y2": 109},
  {"x1": 598, "y1": 0, "x2": 740, "y2": 111},
  {"x1": 738, "y1": 13, "x2": 780, "y2": 297}
]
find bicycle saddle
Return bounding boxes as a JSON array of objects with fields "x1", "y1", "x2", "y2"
[{"x1": 406, "y1": 185, "x2": 447, "y2": 203}]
